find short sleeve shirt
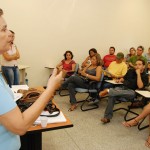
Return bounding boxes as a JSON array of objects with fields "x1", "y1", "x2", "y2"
[
  {"x1": 103, "y1": 54, "x2": 116, "y2": 68},
  {"x1": 0, "y1": 74, "x2": 20, "y2": 150},
  {"x1": 61, "y1": 59, "x2": 76, "y2": 76},
  {"x1": 108, "y1": 61, "x2": 128, "y2": 77}
]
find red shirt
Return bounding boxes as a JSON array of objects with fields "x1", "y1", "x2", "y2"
[
  {"x1": 103, "y1": 54, "x2": 116, "y2": 68},
  {"x1": 61, "y1": 59, "x2": 76, "y2": 76}
]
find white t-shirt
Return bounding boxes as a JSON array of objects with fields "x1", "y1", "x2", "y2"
[{"x1": 1, "y1": 44, "x2": 18, "y2": 66}]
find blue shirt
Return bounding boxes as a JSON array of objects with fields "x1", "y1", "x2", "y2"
[{"x1": 0, "y1": 73, "x2": 20, "y2": 150}]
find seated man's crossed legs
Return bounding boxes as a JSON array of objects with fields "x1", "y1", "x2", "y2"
[{"x1": 99, "y1": 86, "x2": 136, "y2": 123}]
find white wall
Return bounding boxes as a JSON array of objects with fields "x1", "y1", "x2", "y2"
[{"x1": 0, "y1": 0, "x2": 150, "y2": 86}]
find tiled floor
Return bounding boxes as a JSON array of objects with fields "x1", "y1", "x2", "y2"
[{"x1": 42, "y1": 93, "x2": 149, "y2": 150}]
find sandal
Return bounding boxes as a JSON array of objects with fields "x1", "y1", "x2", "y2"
[
  {"x1": 68, "y1": 104, "x2": 78, "y2": 111},
  {"x1": 122, "y1": 119, "x2": 138, "y2": 127},
  {"x1": 101, "y1": 118, "x2": 110, "y2": 124},
  {"x1": 145, "y1": 136, "x2": 150, "y2": 148}
]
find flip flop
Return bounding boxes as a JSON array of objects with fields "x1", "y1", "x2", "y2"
[{"x1": 68, "y1": 104, "x2": 78, "y2": 111}]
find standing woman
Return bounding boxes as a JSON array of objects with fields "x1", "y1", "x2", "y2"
[
  {"x1": 1, "y1": 30, "x2": 20, "y2": 87},
  {"x1": 0, "y1": 8, "x2": 62, "y2": 150}
]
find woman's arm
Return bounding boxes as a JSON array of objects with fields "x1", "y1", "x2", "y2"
[
  {"x1": 66, "y1": 63, "x2": 76, "y2": 73},
  {"x1": 0, "y1": 69, "x2": 63, "y2": 135},
  {"x1": 82, "y1": 56, "x2": 90, "y2": 68},
  {"x1": 15, "y1": 47, "x2": 20, "y2": 59},
  {"x1": 81, "y1": 66, "x2": 102, "y2": 81},
  {"x1": 3, "y1": 50, "x2": 19, "y2": 61}
]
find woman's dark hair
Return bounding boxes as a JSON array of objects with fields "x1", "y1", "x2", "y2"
[
  {"x1": 92, "y1": 53, "x2": 101, "y2": 66},
  {"x1": 9, "y1": 30, "x2": 15, "y2": 34},
  {"x1": 89, "y1": 48, "x2": 97, "y2": 55},
  {"x1": 64, "y1": 50, "x2": 74, "y2": 60}
]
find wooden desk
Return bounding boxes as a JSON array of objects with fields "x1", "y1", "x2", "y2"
[
  {"x1": 20, "y1": 115, "x2": 73, "y2": 150},
  {"x1": 19, "y1": 87, "x2": 73, "y2": 150}
]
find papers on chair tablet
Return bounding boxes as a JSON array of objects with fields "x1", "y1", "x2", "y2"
[
  {"x1": 34, "y1": 111, "x2": 67, "y2": 124},
  {"x1": 135, "y1": 90, "x2": 150, "y2": 98},
  {"x1": 105, "y1": 80, "x2": 123, "y2": 84},
  {"x1": 11, "y1": 85, "x2": 29, "y2": 93}
]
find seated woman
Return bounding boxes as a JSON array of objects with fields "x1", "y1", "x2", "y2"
[
  {"x1": 122, "y1": 103, "x2": 150, "y2": 148},
  {"x1": 56, "y1": 50, "x2": 76, "y2": 78},
  {"x1": 81, "y1": 48, "x2": 99, "y2": 68},
  {"x1": 62, "y1": 53, "x2": 102, "y2": 111},
  {"x1": 125, "y1": 47, "x2": 136, "y2": 62}
]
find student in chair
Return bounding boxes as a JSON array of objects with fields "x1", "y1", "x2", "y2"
[{"x1": 99, "y1": 59, "x2": 148, "y2": 124}]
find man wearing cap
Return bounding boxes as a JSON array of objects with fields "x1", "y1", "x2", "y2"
[
  {"x1": 99, "y1": 59, "x2": 148, "y2": 123},
  {"x1": 102, "y1": 52, "x2": 127, "y2": 90}
]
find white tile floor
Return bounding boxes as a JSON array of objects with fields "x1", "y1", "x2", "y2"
[{"x1": 42, "y1": 93, "x2": 149, "y2": 150}]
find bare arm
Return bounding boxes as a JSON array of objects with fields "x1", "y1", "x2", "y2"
[
  {"x1": 129, "y1": 62, "x2": 136, "y2": 69},
  {"x1": 82, "y1": 56, "x2": 90, "y2": 68},
  {"x1": 3, "y1": 48, "x2": 20, "y2": 61},
  {"x1": 15, "y1": 47, "x2": 20, "y2": 59},
  {"x1": 0, "y1": 69, "x2": 63, "y2": 135},
  {"x1": 66, "y1": 63, "x2": 76, "y2": 73},
  {"x1": 136, "y1": 69, "x2": 144, "y2": 89},
  {"x1": 81, "y1": 66, "x2": 102, "y2": 81}
]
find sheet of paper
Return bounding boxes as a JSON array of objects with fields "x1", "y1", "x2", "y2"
[
  {"x1": 34, "y1": 111, "x2": 67, "y2": 124},
  {"x1": 11, "y1": 85, "x2": 29, "y2": 93},
  {"x1": 135, "y1": 90, "x2": 150, "y2": 98},
  {"x1": 105, "y1": 80, "x2": 123, "y2": 84},
  {"x1": 14, "y1": 93, "x2": 23, "y2": 101}
]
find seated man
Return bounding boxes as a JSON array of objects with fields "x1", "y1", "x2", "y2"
[
  {"x1": 102, "y1": 52, "x2": 127, "y2": 89},
  {"x1": 99, "y1": 59, "x2": 148, "y2": 123},
  {"x1": 128, "y1": 45, "x2": 147, "y2": 69},
  {"x1": 103, "y1": 46, "x2": 116, "y2": 69}
]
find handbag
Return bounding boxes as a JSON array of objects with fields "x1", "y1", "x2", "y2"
[
  {"x1": 18, "y1": 88, "x2": 42, "y2": 102},
  {"x1": 16, "y1": 88, "x2": 60, "y2": 117}
]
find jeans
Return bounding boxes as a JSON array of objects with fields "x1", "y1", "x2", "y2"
[
  {"x1": 62, "y1": 75, "x2": 89, "y2": 104},
  {"x1": 104, "y1": 86, "x2": 136, "y2": 119},
  {"x1": 1, "y1": 66, "x2": 20, "y2": 87}
]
